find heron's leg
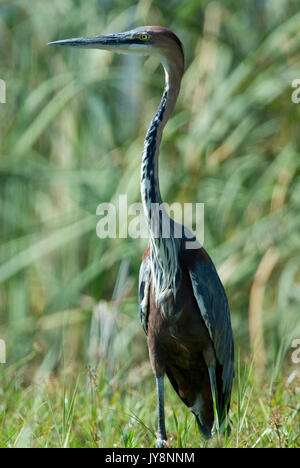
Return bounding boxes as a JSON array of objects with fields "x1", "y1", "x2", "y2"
[
  {"x1": 208, "y1": 366, "x2": 220, "y2": 429},
  {"x1": 155, "y1": 376, "x2": 167, "y2": 448}
]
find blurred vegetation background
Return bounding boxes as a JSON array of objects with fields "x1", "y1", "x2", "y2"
[{"x1": 0, "y1": 0, "x2": 299, "y2": 447}]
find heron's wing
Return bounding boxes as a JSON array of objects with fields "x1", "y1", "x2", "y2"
[
  {"x1": 181, "y1": 245, "x2": 234, "y2": 413},
  {"x1": 138, "y1": 254, "x2": 151, "y2": 335}
]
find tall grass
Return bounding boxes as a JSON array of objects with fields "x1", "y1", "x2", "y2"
[{"x1": 0, "y1": 0, "x2": 299, "y2": 447}]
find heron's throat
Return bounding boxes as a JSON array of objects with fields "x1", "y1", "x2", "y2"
[
  {"x1": 140, "y1": 89, "x2": 167, "y2": 210},
  {"x1": 140, "y1": 63, "x2": 182, "y2": 221}
]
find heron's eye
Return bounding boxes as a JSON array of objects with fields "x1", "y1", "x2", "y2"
[{"x1": 139, "y1": 33, "x2": 149, "y2": 41}]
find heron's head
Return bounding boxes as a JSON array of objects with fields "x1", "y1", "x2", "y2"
[{"x1": 48, "y1": 26, "x2": 184, "y2": 73}]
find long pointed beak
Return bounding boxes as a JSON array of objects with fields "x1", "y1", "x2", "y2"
[{"x1": 47, "y1": 33, "x2": 131, "y2": 50}]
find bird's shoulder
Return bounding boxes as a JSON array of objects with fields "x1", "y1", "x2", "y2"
[
  {"x1": 142, "y1": 245, "x2": 150, "y2": 260},
  {"x1": 138, "y1": 248, "x2": 151, "y2": 334}
]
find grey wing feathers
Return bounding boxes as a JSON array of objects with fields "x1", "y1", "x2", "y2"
[
  {"x1": 187, "y1": 251, "x2": 234, "y2": 400},
  {"x1": 138, "y1": 256, "x2": 151, "y2": 335}
]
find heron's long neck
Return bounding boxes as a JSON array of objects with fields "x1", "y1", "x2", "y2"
[
  {"x1": 141, "y1": 60, "x2": 183, "y2": 300},
  {"x1": 141, "y1": 62, "x2": 182, "y2": 228}
]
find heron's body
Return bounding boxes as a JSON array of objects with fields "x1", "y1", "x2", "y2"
[
  {"x1": 49, "y1": 25, "x2": 234, "y2": 447},
  {"x1": 142, "y1": 246, "x2": 216, "y2": 436},
  {"x1": 140, "y1": 239, "x2": 234, "y2": 442}
]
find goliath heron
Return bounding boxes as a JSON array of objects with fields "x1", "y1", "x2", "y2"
[{"x1": 49, "y1": 26, "x2": 234, "y2": 447}]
